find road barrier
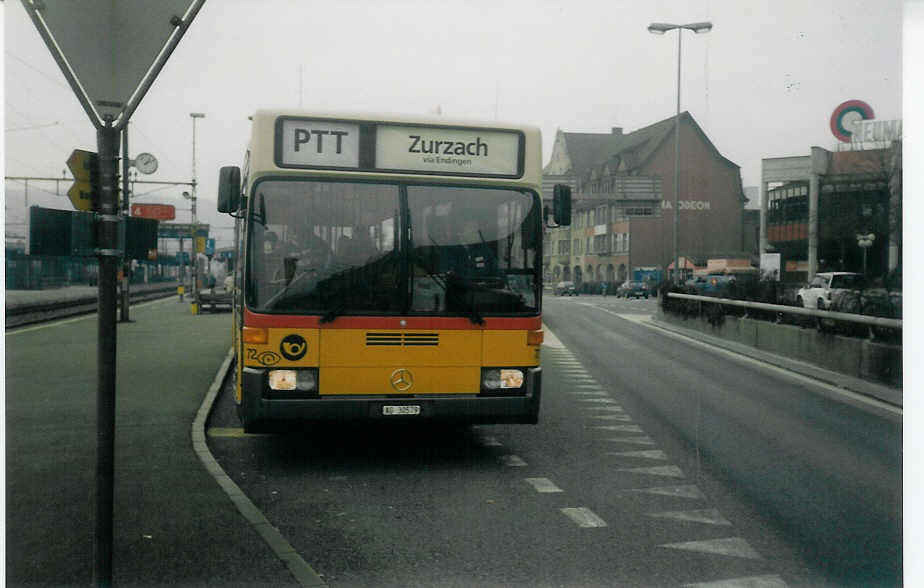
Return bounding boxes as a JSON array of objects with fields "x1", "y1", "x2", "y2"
[{"x1": 661, "y1": 292, "x2": 901, "y2": 389}]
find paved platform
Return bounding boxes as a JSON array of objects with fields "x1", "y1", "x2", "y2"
[{"x1": 5, "y1": 297, "x2": 303, "y2": 587}]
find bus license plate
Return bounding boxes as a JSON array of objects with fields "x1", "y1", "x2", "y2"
[{"x1": 383, "y1": 405, "x2": 421, "y2": 416}]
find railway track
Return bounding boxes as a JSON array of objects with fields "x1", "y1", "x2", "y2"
[{"x1": 6, "y1": 284, "x2": 180, "y2": 329}]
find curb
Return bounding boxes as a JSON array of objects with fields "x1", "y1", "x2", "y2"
[{"x1": 192, "y1": 349, "x2": 328, "y2": 588}]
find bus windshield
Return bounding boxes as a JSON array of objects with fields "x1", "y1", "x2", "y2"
[{"x1": 246, "y1": 179, "x2": 540, "y2": 318}]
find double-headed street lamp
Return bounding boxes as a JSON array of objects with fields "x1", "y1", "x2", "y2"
[{"x1": 648, "y1": 21, "x2": 712, "y2": 283}]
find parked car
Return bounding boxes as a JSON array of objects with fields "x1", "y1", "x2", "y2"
[
  {"x1": 685, "y1": 274, "x2": 736, "y2": 294},
  {"x1": 796, "y1": 272, "x2": 865, "y2": 310},
  {"x1": 618, "y1": 280, "x2": 649, "y2": 299},
  {"x1": 554, "y1": 281, "x2": 578, "y2": 296}
]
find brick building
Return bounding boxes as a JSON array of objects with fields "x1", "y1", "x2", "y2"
[{"x1": 543, "y1": 112, "x2": 748, "y2": 288}]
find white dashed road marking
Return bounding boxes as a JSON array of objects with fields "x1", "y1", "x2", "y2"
[
  {"x1": 594, "y1": 425, "x2": 644, "y2": 433},
  {"x1": 525, "y1": 478, "x2": 564, "y2": 493},
  {"x1": 627, "y1": 485, "x2": 705, "y2": 499},
  {"x1": 561, "y1": 507, "x2": 608, "y2": 528},
  {"x1": 605, "y1": 436, "x2": 655, "y2": 445},
  {"x1": 608, "y1": 449, "x2": 668, "y2": 459},
  {"x1": 499, "y1": 455, "x2": 528, "y2": 467},
  {"x1": 661, "y1": 537, "x2": 762, "y2": 560},
  {"x1": 683, "y1": 574, "x2": 788, "y2": 588},
  {"x1": 619, "y1": 465, "x2": 685, "y2": 477},
  {"x1": 590, "y1": 414, "x2": 634, "y2": 421},
  {"x1": 647, "y1": 508, "x2": 732, "y2": 526}
]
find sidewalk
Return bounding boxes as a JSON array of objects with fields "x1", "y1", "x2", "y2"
[{"x1": 5, "y1": 297, "x2": 304, "y2": 586}]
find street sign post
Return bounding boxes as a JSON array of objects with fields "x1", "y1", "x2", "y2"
[{"x1": 21, "y1": 1, "x2": 206, "y2": 584}]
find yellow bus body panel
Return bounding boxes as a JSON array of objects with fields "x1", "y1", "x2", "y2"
[
  {"x1": 482, "y1": 330, "x2": 540, "y2": 366},
  {"x1": 320, "y1": 366, "x2": 479, "y2": 396}
]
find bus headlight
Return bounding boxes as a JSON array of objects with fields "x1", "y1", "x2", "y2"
[
  {"x1": 268, "y1": 369, "x2": 318, "y2": 392},
  {"x1": 482, "y1": 368, "x2": 524, "y2": 390}
]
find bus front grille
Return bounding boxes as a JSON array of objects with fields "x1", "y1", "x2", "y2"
[{"x1": 366, "y1": 332, "x2": 439, "y2": 347}]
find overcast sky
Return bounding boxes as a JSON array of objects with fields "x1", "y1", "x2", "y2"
[{"x1": 2, "y1": 0, "x2": 913, "y2": 248}]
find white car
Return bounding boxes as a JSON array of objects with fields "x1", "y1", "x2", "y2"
[{"x1": 796, "y1": 272, "x2": 865, "y2": 310}]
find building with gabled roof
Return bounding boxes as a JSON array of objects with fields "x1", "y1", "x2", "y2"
[{"x1": 543, "y1": 112, "x2": 748, "y2": 288}]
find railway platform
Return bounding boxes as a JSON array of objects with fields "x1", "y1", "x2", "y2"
[{"x1": 5, "y1": 293, "x2": 305, "y2": 587}]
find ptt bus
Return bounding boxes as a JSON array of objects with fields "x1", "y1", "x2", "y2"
[{"x1": 217, "y1": 110, "x2": 570, "y2": 431}]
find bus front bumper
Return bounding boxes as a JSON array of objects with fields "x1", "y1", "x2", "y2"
[{"x1": 240, "y1": 367, "x2": 541, "y2": 425}]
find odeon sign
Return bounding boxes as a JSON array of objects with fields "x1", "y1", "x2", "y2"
[{"x1": 661, "y1": 200, "x2": 711, "y2": 211}]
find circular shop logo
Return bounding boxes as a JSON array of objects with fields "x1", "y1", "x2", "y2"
[
  {"x1": 280, "y1": 334, "x2": 308, "y2": 361},
  {"x1": 830, "y1": 99, "x2": 875, "y2": 143},
  {"x1": 390, "y1": 368, "x2": 414, "y2": 392}
]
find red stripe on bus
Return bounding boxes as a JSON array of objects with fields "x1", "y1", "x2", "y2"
[{"x1": 242, "y1": 309, "x2": 541, "y2": 330}]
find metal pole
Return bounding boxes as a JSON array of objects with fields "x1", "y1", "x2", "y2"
[
  {"x1": 673, "y1": 29, "x2": 682, "y2": 283},
  {"x1": 120, "y1": 124, "x2": 131, "y2": 322},
  {"x1": 94, "y1": 118, "x2": 120, "y2": 588},
  {"x1": 190, "y1": 113, "x2": 205, "y2": 313}
]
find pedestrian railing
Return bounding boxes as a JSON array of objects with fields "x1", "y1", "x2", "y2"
[{"x1": 665, "y1": 292, "x2": 902, "y2": 332}]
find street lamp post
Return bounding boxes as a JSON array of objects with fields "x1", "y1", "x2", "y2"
[
  {"x1": 190, "y1": 112, "x2": 205, "y2": 312},
  {"x1": 857, "y1": 233, "x2": 875, "y2": 276},
  {"x1": 648, "y1": 21, "x2": 712, "y2": 283}
]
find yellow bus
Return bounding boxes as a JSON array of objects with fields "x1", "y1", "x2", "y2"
[{"x1": 217, "y1": 110, "x2": 570, "y2": 431}]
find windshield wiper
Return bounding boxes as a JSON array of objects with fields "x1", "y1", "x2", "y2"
[{"x1": 446, "y1": 271, "x2": 485, "y2": 325}]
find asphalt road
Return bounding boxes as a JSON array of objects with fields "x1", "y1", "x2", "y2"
[{"x1": 205, "y1": 294, "x2": 902, "y2": 587}]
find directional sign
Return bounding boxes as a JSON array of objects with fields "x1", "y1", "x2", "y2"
[
  {"x1": 66, "y1": 149, "x2": 99, "y2": 211},
  {"x1": 158, "y1": 222, "x2": 209, "y2": 239},
  {"x1": 131, "y1": 203, "x2": 175, "y2": 220}
]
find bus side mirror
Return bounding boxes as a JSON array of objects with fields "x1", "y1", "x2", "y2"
[
  {"x1": 553, "y1": 184, "x2": 572, "y2": 226},
  {"x1": 217, "y1": 166, "x2": 241, "y2": 213}
]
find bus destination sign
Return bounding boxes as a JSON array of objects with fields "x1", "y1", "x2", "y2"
[
  {"x1": 376, "y1": 125, "x2": 521, "y2": 177},
  {"x1": 276, "y1": 117, "x2": 523, "y2": 177}
]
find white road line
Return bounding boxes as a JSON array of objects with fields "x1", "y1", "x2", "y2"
[
  {"x1": 579, "y1": 398, "x2": 618, "y2": 404},
  {"x1": 594, "y1": 425, "x2": 643, "y2": 433},
  {"x1": 626, "y1": 485, "x2": 705, "y2": 499},
  {"x1": 618, "y1": 465, "x2": 685, "y2": 477},
  {"x1": 589, "y1": 414, "x2": 633, "y2": 421},
  {"x1": 480, "y1": 436, "x2": 503, "y2": 447},
  {"x1": 661, "y1": 537, "x2": 762, "y2": 560},
  {"x1": 605, "y1": 436, "x2": 654, "y2": 445},
  {"x1": 541, "y1": 323, "x2": 565, "y2": 348},
  {"x1": 499, "y1": 455, "x2": 528, "y2": 467},
  {"x1": 561, "y1": 507, "x2": 608, "y2": 528},
  {"x1": 525, "y1": 478, "x2": 564, "y2": 493},
  {"x1": 584, "y1": 405, "x2": 625, "y2": 412},
  {"x1": 647, "y1": 508, "x2": 731, "y2": 525},
  {"x1": 683, "y1": 574, "x2": 788, "y2": 588},
  {"x1": 607, "y1": 449, "x2": 668, "y2": 460}
]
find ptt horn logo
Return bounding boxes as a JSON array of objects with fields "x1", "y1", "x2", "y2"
[{"x1": 280, "y1": 334, "x2": 308, "y2": 361}]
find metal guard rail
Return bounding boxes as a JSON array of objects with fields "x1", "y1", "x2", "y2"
[{"x1": 666, "y1": 292, "x2": 902, "y2": 330}]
